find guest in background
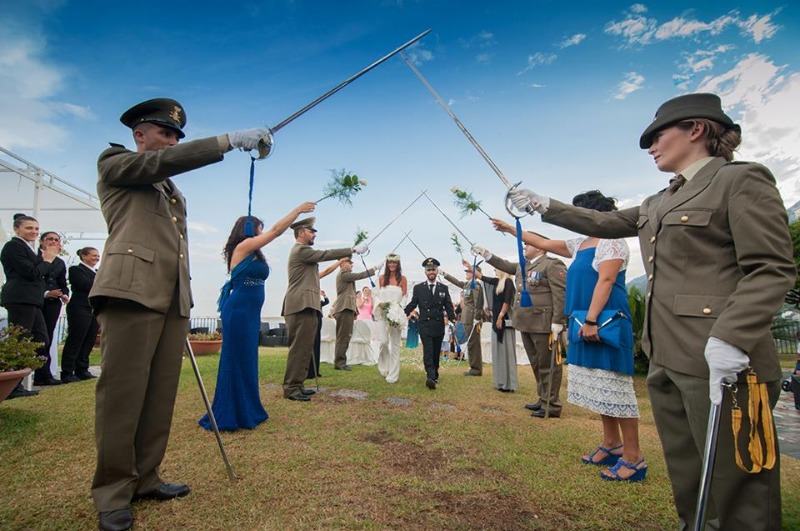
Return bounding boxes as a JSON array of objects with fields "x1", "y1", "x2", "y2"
[
  {"x1": 356, "y1": 286, "x2": 374, "y2": 321},
  {"x1": 307, "y1": 282, "x2": 333, "y2": 380},
  {"x1": 1, "y1": 213, "x2": 60, "y2": 398},
  {"x1": 406, "y1": 312, "x2": 419, "y2": 349},
  {"x1": 39, "y1": 231, "x2": 70, "y2": 383},
  {"x1": 61, "y1": 247, "x2": 100, "y2": 382},
  {"x1": 472, "y1": 262, "x2": 517, "y2": 393},
  {"x1": 200, "y1": 202, "x2": 316, "y2": 430}
]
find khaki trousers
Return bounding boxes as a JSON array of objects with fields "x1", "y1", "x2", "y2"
[
  {"x1": 647, "y1": 362, "x2": 781, "y2": 531},
  {"x1": 333, "y1": 309, "x2": 355, "y2": 369},
  {"x1": 520, "y1": 331, "x2": 562, "y2": 415},
  {"x1": 283, "y1": 309, "x2": 318, "y2": 397},
  {"x1": 92, "y1": 294, "x2": 188, "y2": 512},
  {"x1": 465, "y1": 322, "x2": 483, "y2": 374}
]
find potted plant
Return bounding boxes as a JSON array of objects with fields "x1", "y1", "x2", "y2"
[
  {"x1": 0, "y1": 325, "x2": 45, "y2": 403},
  {"x1": 187, "y1": 330, "x2": 223, "y2": 356}
]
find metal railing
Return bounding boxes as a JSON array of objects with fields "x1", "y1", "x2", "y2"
[{"x1": 52, "y1": 315, "x2": 221, "y2": 343}]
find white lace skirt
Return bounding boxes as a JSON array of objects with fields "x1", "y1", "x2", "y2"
[{"x1": 567, "y1": 365, "x2": 640, "y2": 418}]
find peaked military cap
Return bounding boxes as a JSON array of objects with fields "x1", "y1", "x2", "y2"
[
  {"x1": 290, "y1": 217, "x2": 317, "y2": 232},
  {"x1": 639, "y1": 93, "x2": 739, "y2": 149},
  {"x1": 120, "y1": 98, "x2": 187, "y2": 139},
  {"x1": 422, "y1": 257, "x2": 440, "y2": 269}
]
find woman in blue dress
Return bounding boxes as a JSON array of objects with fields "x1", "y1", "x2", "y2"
[
  {"x1": 199, "y1": 201, "x2": 316, "y2": 431},
  {"x1": 492, "y1": 191, "x2": 645, "y2": 482}
]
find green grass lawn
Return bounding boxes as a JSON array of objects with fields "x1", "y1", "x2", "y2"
[{"x1": 2, "y1": 347, "x2": 799, "y2": 530}]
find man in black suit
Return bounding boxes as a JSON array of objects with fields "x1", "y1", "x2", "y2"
[{"x1": 404, "y1": 257, "x2": 455, "y2": 390}]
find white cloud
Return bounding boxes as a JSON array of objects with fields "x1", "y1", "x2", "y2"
[
  {"x1": 738, "y1": 13, "x2": 780, "y2": 43},
  {"x1": 516, "y1": 52, "x2": 557, "y2": 75},
  {"x1": 630, "y1": 4, "x2": 647, "y2": 14},
  {"x1": 0, "y1": 21, "x2": 89, "y2": 151},
  {"x1": 613, "y1": 71, "x2": 645, "y2": 100},
  {"x1": 559, "y1": 33, "x2": 586, "y2": 48},
  {"x1": 529, "y1": 83, "x2": 545, "y2": 89},
  {"x1": 606, "y1": 7, "x2": 779, "y2": 46},
  {"x1": 695, "y1": 53, "x2": 800, "y2": 201},
  {"x1": 404, "y1": 45, "x2": 434, "y2": 66},
  {"x1": 475, "y1": 53, "x2": 493, "y2": 63},
  {"x1": 672, "y1": 45, "x2": 736, "y2": 89},
  {"x1": 188, "y1": 222, "x2": 220, "y2": 234},
  {"x1": 460, "y1": 30, "x2": 497, "y2": 50}
]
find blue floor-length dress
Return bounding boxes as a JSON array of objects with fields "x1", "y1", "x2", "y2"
[{"x1": 199, "y1": 256, "x2": 269, "y2": 431}]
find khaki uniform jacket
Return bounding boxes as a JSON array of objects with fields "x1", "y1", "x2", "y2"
[
  {"x1": 487, "y1": 255, "x2": 567, "y2": 334},
  {"x1": 281, "y1": 244, "x2": 353, "y2": 317},
  {"x1": 330, "y1": 268, "x2": 377, "y2": 315},
  {"x1": 442, "y1": 273, "x2": 484, "y2": 327},
  {"x1": 90, "y1": 138, "x2": 225, "y2": 318},
  {"x1": 543, "y1": 157, "x2": 795, "y2": 381}
]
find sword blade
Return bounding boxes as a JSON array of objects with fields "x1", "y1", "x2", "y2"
[
  {"x1": 423, "y1": 191, "x2": 475, "y2": 247},
  {"x1": 271, "y1": 30, "x2": 431, "y2": 134},
  {"x1": 401, "y1": 53, "x2": 513, "y2": 190},
  {"x1": 366, "y1": 190, "x2": 427, "y2": 246},
  {"x1": 405, "y1": 232, "x2": 428, "y2": 259}
]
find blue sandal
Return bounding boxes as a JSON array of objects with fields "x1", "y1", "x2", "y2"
[
  {"x1": 601, "y1": 458, "x2": 647, "y2": 482},
  {"x1": 581, "y1": 444, "x2": 623, "y2": 466}
]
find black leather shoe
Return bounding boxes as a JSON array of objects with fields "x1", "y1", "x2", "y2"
[
  {"x1": 134, "y1": 482, "x2": 191, "y2": 501},
  {"x1": 33, "y1": 377, "x2": 63, "y2": 386},
  {"x1": 524, "y1": 403, "x2": 542, "y2": 411},
  {"x1": 531, "y1": 408, "x2": 560, "y2": 418},
  {"x1": 463, "y1": 371, "x2": 481, "y2": 377},
  {"x1": 335, "y1": 365, "x2": 352, "y2": 371},
  {"x1": 425, "y1": 378, "x2": 436, "y2": 390},
  {"x1": 61, "y1": 374, "x2": 81, "y2": 383},
  {"x1": 98, "y1": 508, "x2": 133, "y2": 531},
  {"x1": 6, "y1": 386, "x2": 39, "y2": 399},
  {"x1": 301, "y1": 389, "x2": 317, "y2": 396},
  {"x1": 76, "y1": 371, "x2": 97, "y2": 380},
  {"x1": 286, "y1": 394, "x2": 311, "y2": 401}
]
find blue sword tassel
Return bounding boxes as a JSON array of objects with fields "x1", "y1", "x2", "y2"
[
  {"x1": 471, "y1": 255, "x2": 476, "y2": 290},
  {"x1": 243, "y1": 156, "x2": 256, "y2": 237},
  {"x1": 516, "y1": 217, "x2": 532, "y2": 308}
]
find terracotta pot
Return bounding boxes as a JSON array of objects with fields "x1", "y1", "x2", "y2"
[
  {"x1": 188, "y1": 340, "x2": 222, "y2": 356},
  {"x1": 0, "y1": 368, "x2": 33, "y2": 403}
]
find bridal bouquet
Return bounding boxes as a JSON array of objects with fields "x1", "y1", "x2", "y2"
[{"x1": 378, "y1": 301, "x2": 406, "y2": 328}]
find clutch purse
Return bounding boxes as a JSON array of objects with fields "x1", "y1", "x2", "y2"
[{"x1": 568, "y1": 309, "x2": 628, "y2": 349}]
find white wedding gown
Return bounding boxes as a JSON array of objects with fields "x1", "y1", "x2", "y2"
[{"x1": 374, "y1": 285, "x2": 405, "y2": 383}]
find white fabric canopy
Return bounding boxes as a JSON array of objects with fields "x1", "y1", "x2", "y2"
[{"x1": 0, "y1": 146, "x2": 107, "y2": 239}]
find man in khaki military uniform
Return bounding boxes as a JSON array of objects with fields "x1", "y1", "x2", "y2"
[
  {"x1": 510, "y1": 93, "x2": 793, "y2": 528},
  {"x1": 442, "y1": 266, "x2": 485, "y2": 376},
  {"x1": 474, "y1": 239, "x2": 566, "y2": 417},
  {"x1": 90, "y1": 98, "x2": 269, "y2": 531},
  {"x1": 330, "y1": 257, "x2": 381, "y2": 370},
  {"x1": 282, "y1": 218, "x2": 368, "y2": 400}
]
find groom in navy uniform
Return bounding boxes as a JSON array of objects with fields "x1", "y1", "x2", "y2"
[{"x1": 405, "y1": 257, "x2": 455, "y2": 390}]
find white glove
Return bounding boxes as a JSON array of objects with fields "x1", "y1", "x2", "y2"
[
  {"x1": 353, "y1": 243, "x2": 368, "y2": 255},
  {"x1": 471, "y1": 244, "x2": 492, "y2": 260},
  {"x1": 371, "y1": 262, "x2": 383, "y2": 272},
  {"x1": 704, "y1": 337, "x2": 749, "y2": 405},
  {"x1": 228, "y1": 128, "x2": 270, "y2": 151},
  {"x1": 509, "y1": 188, "x2": 550, "y2": 214},
  {"x1": 550, "y1": 323, "x2": 563, "y2": 336}
]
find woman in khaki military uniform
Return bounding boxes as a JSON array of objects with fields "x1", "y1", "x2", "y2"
[{"x1": 508, "y1": 93, "x2": 793, "y2": 530}]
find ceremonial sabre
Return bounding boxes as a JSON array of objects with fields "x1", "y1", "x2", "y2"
[
  {"x1": 400, "y1": 53, "x2": 531, "y2": 217},
  {"x1": 405, "y1": 232, "x2": 428, "y2": 259},
  {"x1": 185, "y1": 338, "x2": 237, "y2": 481},
  {"x1": 423, "y1": 192, "x2": 475, "y2": 247},
  {"x1": 694, "y1": 379, "x2": 733, "y2": 531},
  {"x1": 365, "y1": 190, "x2": 428, "y2": 249},
  {"x1": 391, "y1": 231, "x2": 412, "y2": 253},
  {"x1": 254, "y1": 30, "x2": 432, "y2": 159}
]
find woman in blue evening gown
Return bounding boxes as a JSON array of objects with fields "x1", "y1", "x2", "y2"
[{"x1": 199, "y1": 201, "x2": 316, "y2": 431}]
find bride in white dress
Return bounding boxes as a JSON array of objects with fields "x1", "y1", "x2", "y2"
[{"x1": 373, "y1": 253, "x2": 408, "y2": 383}]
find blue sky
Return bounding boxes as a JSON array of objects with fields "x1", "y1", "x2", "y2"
[{"x1": 2, "y1": 1, "x2": 799, "y2": 318}]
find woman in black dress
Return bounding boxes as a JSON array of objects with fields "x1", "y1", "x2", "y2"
[
  {"x1": 1, "y1": 213, "x2": 61, "y2": 397},
  {"x1": 61, "y1": 247, "x2": 100, "y2": 382},
  {"x1": 39, "y1": 231, "x2": 70, "y2": 383}
]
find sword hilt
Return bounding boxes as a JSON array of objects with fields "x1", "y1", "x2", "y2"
[{"x1": 504, "y1": 182, "x2": 535, "y2": 218}]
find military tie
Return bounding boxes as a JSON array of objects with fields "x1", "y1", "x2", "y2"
[
  {"x1": 663, "y1": 174, "x2": 686, "y2": 200},
  {"x1": 429, "y1": 283, "x2": 435, "y2": 295}
]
